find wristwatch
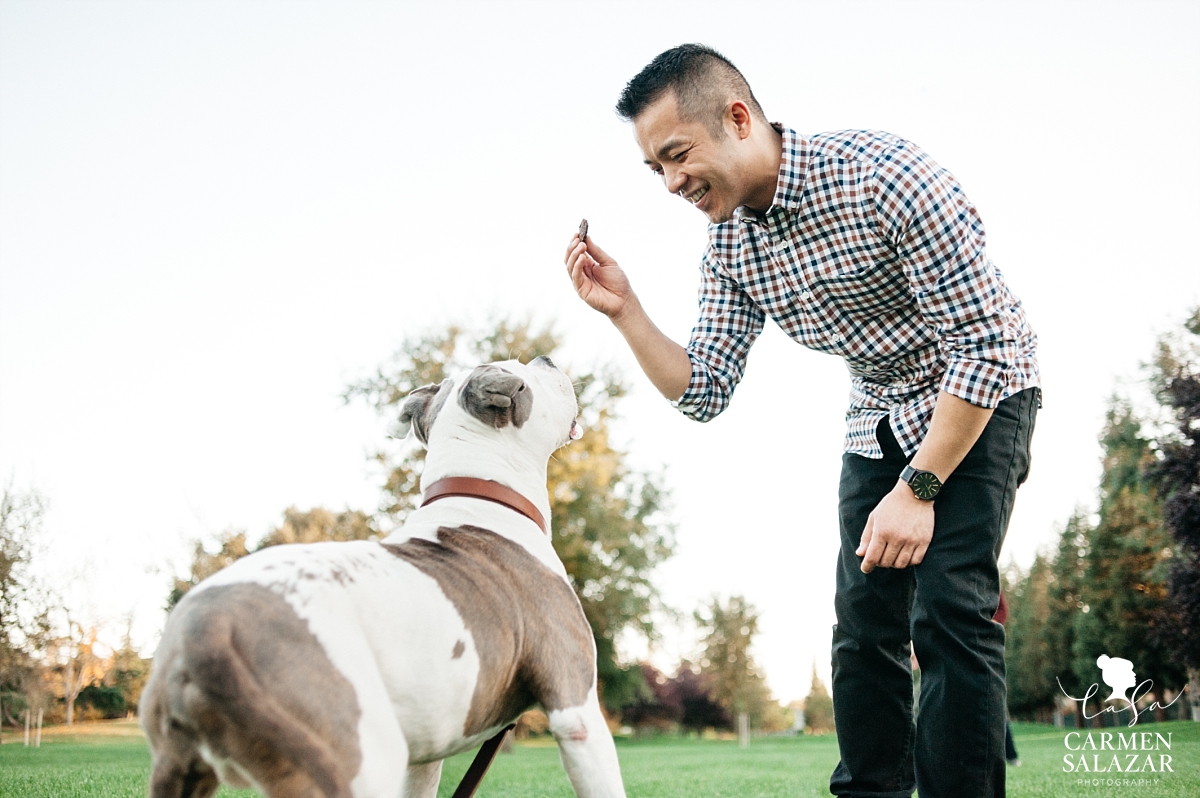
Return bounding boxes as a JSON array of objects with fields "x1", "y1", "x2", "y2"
[{"x1": 900, "y1": 465, "x2": 942, "y2": 501}]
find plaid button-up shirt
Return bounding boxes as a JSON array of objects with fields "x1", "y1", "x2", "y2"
[{"x1": 674, "y1": 127, "x2": 1040, "y2": 458}]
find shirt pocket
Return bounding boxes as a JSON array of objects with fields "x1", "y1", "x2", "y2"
[{"x1": 809, "y1": 230, "x2": 909, "y2": 316}]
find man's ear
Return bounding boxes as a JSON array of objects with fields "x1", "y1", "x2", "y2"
[
  {"x1": 458, "y1": 365, "x2": 533, "y2": 429},
  {"x1": 395, "y1": 379, "x2": 453, "y2": 445},
  {"x1": 727, "y1": 100, "x2": 753, "y2": 140}
]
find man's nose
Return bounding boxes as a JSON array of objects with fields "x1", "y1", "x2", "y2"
[{"x1": 664, "y1": 167, "x2": 687, "y2": 195}]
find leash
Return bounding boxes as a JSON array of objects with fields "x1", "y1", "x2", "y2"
[
  {"x1": 450, "y1": 724, "x2": 516, "y2": 798},
  {"x1": 421, "y1": 477, "x2": 548, "y2": 534}
]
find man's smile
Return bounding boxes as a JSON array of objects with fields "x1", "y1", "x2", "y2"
[{"x1": 681, "y1": 184, "x2": 709, "y2": 205}]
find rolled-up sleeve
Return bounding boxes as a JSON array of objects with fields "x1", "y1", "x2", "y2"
[
  {"x1": 674, "y1": 244, "x2": 765, "y2": 421},
  {"x1": 871, "y1": 144, "x2": 1023, "y2": 409}
]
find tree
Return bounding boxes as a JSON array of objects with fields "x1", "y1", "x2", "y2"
[
  {"x1": 1071, "y1": 400, "x2": 1183, "y2": 707},
  {"x1": 1145, "y1": 307, "x2": 1200, "y2": 719},
  {"x1": 49, "y1": 616, "x2": 103, "y2": 726},
  {"x1": 1, "y1": 487, "x2": 43, "y2": 662},
  {"x1": 257, "y1": 506, "x2": 378, "y2": 548},
  {"x1": 670, "y1": 660, "x2": 731, "y2": 735},
  {"x1": 168, "y1": 509, "x2": 382, "y2": 610},
  {"x1": 1005, "y1": 509, "x2": 1099, "y2": 723},
  {"x1": 694, "y1": 595, "x2": 779, "y2": 730},
  {"x1": 1044, "y1": 511, "x2": 1090, "y2": 720},
  {"x1": 168, "y1": 528, "x2": 251, "y2": 610},
  {"x1": 802, "y1": 663, "x2": 834, "y2": 734},
  {"x1": 1005, "y1": 554, "x2": 1054, "y2": 719},
  {"x1": 0, "y1": 486, "x2": 52, "y2": 736},
  {"x1": 620, "y1": 662, "x2": 681, "y2": 734},
  {"x1": 107, "y1": 623, "x2": 151, "y2": 717},
  {"x1": 344, "y1": 318, "x2": 675, "y2": 711},
  {"x1": 1004, "y1": 316, "x2": 1200, "y2": 725}
]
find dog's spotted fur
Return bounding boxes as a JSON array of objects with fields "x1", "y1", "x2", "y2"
[{"x1": 141, "y1": 359, "x2": 627, "y2": 798}]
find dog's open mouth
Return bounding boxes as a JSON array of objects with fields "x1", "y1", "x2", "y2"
[{"x1": 569, "y1": 419, "x2": 583, "y2": 441}]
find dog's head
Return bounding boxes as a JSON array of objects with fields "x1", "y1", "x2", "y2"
[{"x1": 395, "y1": 357, "x2": 581, "y2": 457}]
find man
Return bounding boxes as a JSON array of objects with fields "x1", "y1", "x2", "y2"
[{"x1": 563, "y1": 43, "x2": 1038, "y2": 798}]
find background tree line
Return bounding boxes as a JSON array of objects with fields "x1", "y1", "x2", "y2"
[
  {"x1": 618, "y1": 594, "x2": 803, "y2": 738},
  {"x1": 1, "y1": 487, "x2": 153, "y2": 732},
  {"x1": 1004, "y1": 308, "x2": 1200, "y2": 725},
  {"x1": 1, "y1": 318, "x2": 804, "y2": 736}
]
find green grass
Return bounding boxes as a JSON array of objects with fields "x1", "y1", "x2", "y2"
[
  {"x1": 999, "y1": 721, "x2": 1200, "y2": 798},
  {"x1": 1, "y1": 720, "x2": 1198, "y2": 797}
]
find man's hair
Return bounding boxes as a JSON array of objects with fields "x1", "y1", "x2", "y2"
[{"x1": 615, "y1": 44, "x2": 766, "y2": 136}]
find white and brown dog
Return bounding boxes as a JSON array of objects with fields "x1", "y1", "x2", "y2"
[{"x1": 141, "y1": 358, "x2": 627, "y2": 798}]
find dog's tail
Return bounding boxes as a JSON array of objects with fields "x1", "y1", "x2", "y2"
[{"x1": 146, "y1": 595, "x2": 354, "y2": 798}]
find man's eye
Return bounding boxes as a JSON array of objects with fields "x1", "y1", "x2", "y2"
[
  {"x1": 673, "y1": 150, "x2": 689, "y2": 162},
  {"x1": 650, "y1": 166, "x2": 663, "y2": 176}
]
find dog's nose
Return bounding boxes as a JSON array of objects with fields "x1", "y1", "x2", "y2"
[{"x1": 531, "y1": 356, "x2": 557, "y2": 370}]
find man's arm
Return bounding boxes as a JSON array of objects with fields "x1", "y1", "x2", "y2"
[
  {"x1": 857, "y1": 139, "x2": 1029, "y2": 574},
  {"x1": 564, "y1": 234, "x2": 692, "y2": 401},
  {"x1": 857, "y1": 391, "x2": 994, "y2": 573}
]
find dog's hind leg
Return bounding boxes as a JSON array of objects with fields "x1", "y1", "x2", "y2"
[
  {"x1": 142, "y1": 664, "x2": 221, "y2": 798},
  {"x1": 146, "y1": 744, "x2": 221, "y2": 798},
  {"x1": 402, "y1": 760, "x2": 443, "y2": 798},
  {"x1": 548, "y1": 691, "x2": 627, "y2": 798}
]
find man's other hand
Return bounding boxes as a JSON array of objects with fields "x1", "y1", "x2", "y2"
[
  {"x1": 857, "y1": 481, "x2": 935, "y2": 574},
  {"x1": 564, "y1": 231, "x2": 632, "y2": 319}
]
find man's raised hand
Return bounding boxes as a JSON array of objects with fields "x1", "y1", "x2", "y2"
[{"x1": 564, "y1": 226, "x2": 633, "y2": 320}]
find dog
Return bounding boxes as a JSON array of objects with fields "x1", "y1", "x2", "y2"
[{"x1": 141, "y1": 357, "x2": 628, "y2": 798}]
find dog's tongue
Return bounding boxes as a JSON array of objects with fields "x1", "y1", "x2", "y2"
[{"x1": 570, "y1": 420, "x2": 584, "y2": 441}]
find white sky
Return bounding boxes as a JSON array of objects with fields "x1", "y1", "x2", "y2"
[{"x1": 1, "y1": 0, "x2": 1197, "y2": 704}]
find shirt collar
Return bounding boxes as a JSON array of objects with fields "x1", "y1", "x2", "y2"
[{"x1": 734, "y1": 124, "x2": 807, "y2": 224}]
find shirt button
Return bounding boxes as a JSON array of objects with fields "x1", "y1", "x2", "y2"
[
  {"x1": 832, "y1": 333, "x2": 844, "y2": 343},
  {"x1": 861, "y1": 364, "x2": 875, "y2": 372},
  {"x1": 800, "y1": 290, "x2": 813, "y2": 299}
]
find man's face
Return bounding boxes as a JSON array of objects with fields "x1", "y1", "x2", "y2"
[{"x1": 633, "y1": 93, "x2": 750, "y2": 224}]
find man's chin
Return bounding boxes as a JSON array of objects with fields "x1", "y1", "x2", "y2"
[{"x1": 701, "y1": 205, "x2": 733, "y2": 224}]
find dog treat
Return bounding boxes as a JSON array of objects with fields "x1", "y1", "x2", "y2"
[{"x1": 578, "y1": 218, "x2": 588, "y2": 242}]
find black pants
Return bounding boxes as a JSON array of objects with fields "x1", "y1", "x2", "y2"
[{"x1": 829, "y1": 388, "x2": 1038, "y2": 798}]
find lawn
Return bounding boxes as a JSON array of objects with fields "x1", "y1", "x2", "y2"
[{"x1": 1, "y1": 720, "x2": 1198, "y2": 797}]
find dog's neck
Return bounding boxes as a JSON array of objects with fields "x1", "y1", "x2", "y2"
[
  {"x1": 419, "y1": 430, "x2": 552, "y2": 534},
  {"x1": 421, "y1": 477, "x2": 547, "y2": 533}
]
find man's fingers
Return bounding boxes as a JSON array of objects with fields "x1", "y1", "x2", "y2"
[
  {"x1": 877, "y1": 542, "x2": 899, "y2": 570},
  {"x1": 860, "y1": 534, "x2": 885, "y2": 574},
  {"x1": 563, "y1": 236, "x2": 576, "y2": 264},
  {"x1": 566, "y1": 243, "x2": 594, "y2": 283},
  {"x1": 859, "y1": 515, "x2": 884, "y2": 574},
  {"x1": 564, "y1": 237, "x2": 585, "y2": 266},
  {"x1": 570, "y1": 259, "x2": 595, "y2": 296},
  {"x1": 584, "y1": 235, "x2": 611, "y2": 264},
  {"x1": 892, "y1": 544, "x2": 915, "y2": 570},
  {"x1": 910, "y1": 541, "x2": 929, "y2": 567},
  {"x1": 856, "y1": 515, "x2": 873, "y2": 557}
]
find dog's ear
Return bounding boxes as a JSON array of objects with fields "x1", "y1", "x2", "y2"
[
  {"x1": 395, "y1": 379, "x2": 453, "y2": 445},
  {"x1": 458, "y1": 365, "x2": 533, "y2": 429}
]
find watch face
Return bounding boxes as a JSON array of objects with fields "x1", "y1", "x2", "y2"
[{"x1": 910, "y1": 471, "x2": 941, "y2": 500}]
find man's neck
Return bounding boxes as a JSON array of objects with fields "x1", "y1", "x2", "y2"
[{"x1": 742, "y1": 123, "x2": 785, "y2": 215}]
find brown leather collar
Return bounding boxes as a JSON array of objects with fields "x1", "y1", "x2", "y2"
[{"x1": 420, "y1": 477, "x2": 547, "y2": 534}]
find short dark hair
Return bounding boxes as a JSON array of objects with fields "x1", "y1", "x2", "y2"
[{"x1": 615, "y1": 44, "x2": 766, "y2": 136}]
